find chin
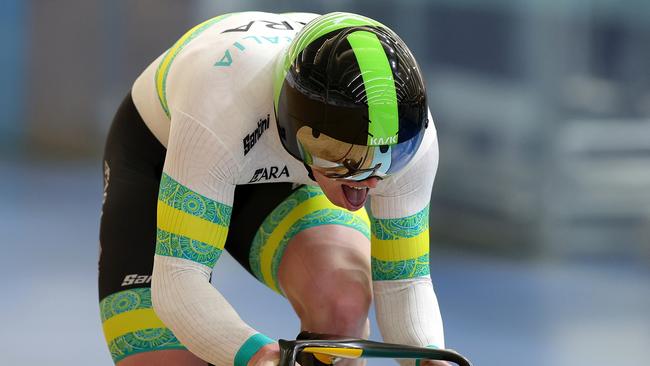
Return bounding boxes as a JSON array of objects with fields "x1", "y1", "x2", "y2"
[
  {"x1": 332, "y1": 195, "x2": 348, "y2": 210},
  {"x1": 322, "y1": 189, "x2": 346, "y2": 209}
]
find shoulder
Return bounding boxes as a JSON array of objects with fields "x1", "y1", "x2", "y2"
[
  {"x1": 372, "y1": 109, "x2": 439, "y2": 197},
  {"x1": 164, "y1": 11, "x2": 318, "y2": 82},
  {"x1": 162, "y1": 12, "x2": 317, "y2": 126},
  {"x1": 159, "y1": 12, "x2": 320, "y2": 183}
]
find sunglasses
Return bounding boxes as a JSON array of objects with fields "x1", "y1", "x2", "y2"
[
  {"x1": 296, "y1": 125, "x2": 425, "y2": 182},
  {"x1": 313, "y1": 159, "x2": 386, "y2": 181}
]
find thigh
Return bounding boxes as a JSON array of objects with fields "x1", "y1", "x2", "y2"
[
  {"x1": 245, "y1": 185, "x2": 371, "y2": 295},
  {"x1": 278, "y1": 224, "x2": 372, "y2": 301},
  {"x1": 99, "y1": 92, "x2": 204, "y2": 365}
]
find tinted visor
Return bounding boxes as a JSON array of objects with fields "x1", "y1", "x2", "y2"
[{"x1": 297, "y1": 126, "x2": 425, "y2": 181}]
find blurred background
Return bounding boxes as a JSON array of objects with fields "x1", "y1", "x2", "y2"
[{"x1": 1, "y1": 0, "x2": 648, "y2": 365}]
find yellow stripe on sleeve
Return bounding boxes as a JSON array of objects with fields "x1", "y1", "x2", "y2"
[
  {"x1": 102, "y1": 309, "x2": 167, "y2": 344},
  {"x1": 157, "y1": 200, "x2": 229, "y2": 249},
  {"x1": 371, "y1": 228, "x2": 429, "y2": 261}
]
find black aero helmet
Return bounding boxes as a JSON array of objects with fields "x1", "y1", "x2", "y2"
[{"x1": 274, "y1": 12, "x2": 428, "y2": 181}]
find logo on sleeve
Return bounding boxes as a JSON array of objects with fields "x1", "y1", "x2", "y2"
[
  {"x1": 249, "y1": 165, "x2": 290, "y2": 183},
  {"x1": 121, "y1": 274, "x2": 152, "y2": 286},
  {"x1": 243, "y1": 114, "x2": 270, "y2": 155}
]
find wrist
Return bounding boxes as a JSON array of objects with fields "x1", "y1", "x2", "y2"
[
  {"x1": 234, "y1": 333, "x2": 276, "y2": 366},
  {"x1": 247, "y1": 343, "x2": 280, "y2": 366}
]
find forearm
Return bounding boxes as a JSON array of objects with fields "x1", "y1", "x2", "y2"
[
  {"x1": 373, "y1": 276, "x2": 444, "y2": 363},
  {"x1": 152, "y1": 255, "x2": 274, "y2": 366}
]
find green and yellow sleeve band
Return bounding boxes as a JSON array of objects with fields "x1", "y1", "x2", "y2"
[
  {"x1": 369, "y1": 205, "x2": 430, "y2": 281},
  {"x1": 156, "y1": 173, "x2": 232, "y2": 267}
]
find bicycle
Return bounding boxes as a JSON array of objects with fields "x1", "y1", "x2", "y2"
[{"x1": 278, "y1": 333, "x2": 472, "y2": 366}]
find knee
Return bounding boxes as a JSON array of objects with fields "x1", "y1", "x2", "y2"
[
  {"x1": 327, "y1": 289, "x2": 372, "y2": 332},
  {"x1": 279, "y1": 225, "x2": 372, "y2": 336},
  {"x1": 300, "y1": 270, "x2": 372, "y2": 335}
]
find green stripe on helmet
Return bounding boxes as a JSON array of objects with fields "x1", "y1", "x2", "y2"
[
  {"x1": 273, "y1": 12, "x2": 385, "y2": 110},
  {"x1": 347, "y1": 31, "x2": 399, "y2": 146}
]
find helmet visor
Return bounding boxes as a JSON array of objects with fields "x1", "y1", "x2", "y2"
[{"x1": 297, "y1": 126, "x2": 424, "y2": 181}]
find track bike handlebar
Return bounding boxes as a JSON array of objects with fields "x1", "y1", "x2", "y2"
[{"x1": 278, "y1": 336, "x2": 472, "y2": 366}]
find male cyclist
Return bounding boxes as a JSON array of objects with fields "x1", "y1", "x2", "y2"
[{"x1": 99, "y1": 11, "x2": 444, "y2": 366}]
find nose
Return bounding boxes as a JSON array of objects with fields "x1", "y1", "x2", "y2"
[{"x1": 363, "y1": 177, "x2": 380, "y2": 188}]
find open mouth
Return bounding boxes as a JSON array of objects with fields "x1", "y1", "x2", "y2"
[{"x1": 341, "y1": 184, "x2": 369, "y2": 210}]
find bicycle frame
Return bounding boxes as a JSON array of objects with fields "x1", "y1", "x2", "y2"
[{"x1": 278, "y1": 337, "x2": 472, "y2": 366}]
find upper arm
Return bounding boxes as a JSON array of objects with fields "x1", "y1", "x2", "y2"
[
  {"x1": 156, "y1": 109, "x2": 239, "y2": 269},
  {"x1": 369, "y1": 129, "x2": 439, "y2": 281}
]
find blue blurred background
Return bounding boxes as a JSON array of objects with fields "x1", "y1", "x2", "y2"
[{"x1": 1, "y1": 0, "x2": 648, "y2": 365}]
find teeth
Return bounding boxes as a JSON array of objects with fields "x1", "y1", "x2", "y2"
[{"x1": 348, "y1": 186, "x2": 365, "y2": 190}]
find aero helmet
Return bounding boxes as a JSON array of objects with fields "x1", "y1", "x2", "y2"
[{"x1": 274, "y1": 12, "x2": 428, "y2": 181}]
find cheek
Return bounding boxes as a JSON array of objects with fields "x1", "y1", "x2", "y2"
[
  {"x1": 321, "y1": 182, "x2": 339, "y2": 198},
  {"x1": 318, "y1": 181, "x2": 342, "y2": 202},
  {"x1": 314, "y1": 171, "x2": 338, "y2": 194}
]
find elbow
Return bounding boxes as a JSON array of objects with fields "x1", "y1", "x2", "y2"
[
  {"x1": 150, "y1": 254, "x2": 212, "y2": 330},
  {"x1": 150, "y1": 274, "x2": 163, "y2": 315},
  {"x1": 150, "y1": 259, "x2": 174, "y2": 325}
]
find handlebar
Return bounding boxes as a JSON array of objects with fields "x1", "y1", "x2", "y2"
[{"x1": 278, "y1": 336, "x2": 472, "y2": 366}]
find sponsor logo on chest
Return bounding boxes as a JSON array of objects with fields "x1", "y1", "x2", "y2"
[
  {"x1": 249, "y1": 165, "x2": 290, "y2": 183},
  {"x1": 243, "y1": 114, "x2": 270, "y2": 155}
]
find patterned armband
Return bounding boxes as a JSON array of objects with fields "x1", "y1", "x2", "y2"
[
  {"x1": 156, "y1": 173, "x2": 232, "y2": 267},
  {"x1": 234, "y1": 333, "x2": 275, "y2": 366},
  {"x1": 369, "y1": 205, "x2": 430, "y2": 280},
  {"x1": 100, "y1": 288, "x2": 184, "y2": 363}
]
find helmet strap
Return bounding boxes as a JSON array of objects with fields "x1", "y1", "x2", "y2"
[{"x1": 303, "y1": 162, "x2": 316, "y2": 182}]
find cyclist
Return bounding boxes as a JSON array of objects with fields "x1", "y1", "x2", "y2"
[{"x1": 99, "y1": 11, "x2": 444, "y2": 366}]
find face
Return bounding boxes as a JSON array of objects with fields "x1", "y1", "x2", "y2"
[
  {"x1": 297, "y1": 126, "x2": 391, "y2": 180},
  {"x1": 312, "y1": 168, "x2": 381, "y2": 211}
]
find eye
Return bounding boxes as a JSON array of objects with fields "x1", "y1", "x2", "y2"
[{"x1": 312, "y1": 129, "x2": 321, "y2": 138}]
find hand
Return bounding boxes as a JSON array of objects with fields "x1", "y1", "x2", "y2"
[
  {"x1": 248, "y1": 343, "x2": 280, "y2": 366},
  {"x1": 420, "y1": 360, "x2": 449, "y2": 366},
  {"x1": 248, "y1": 343, "x2": 305, "y2": 366}
]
